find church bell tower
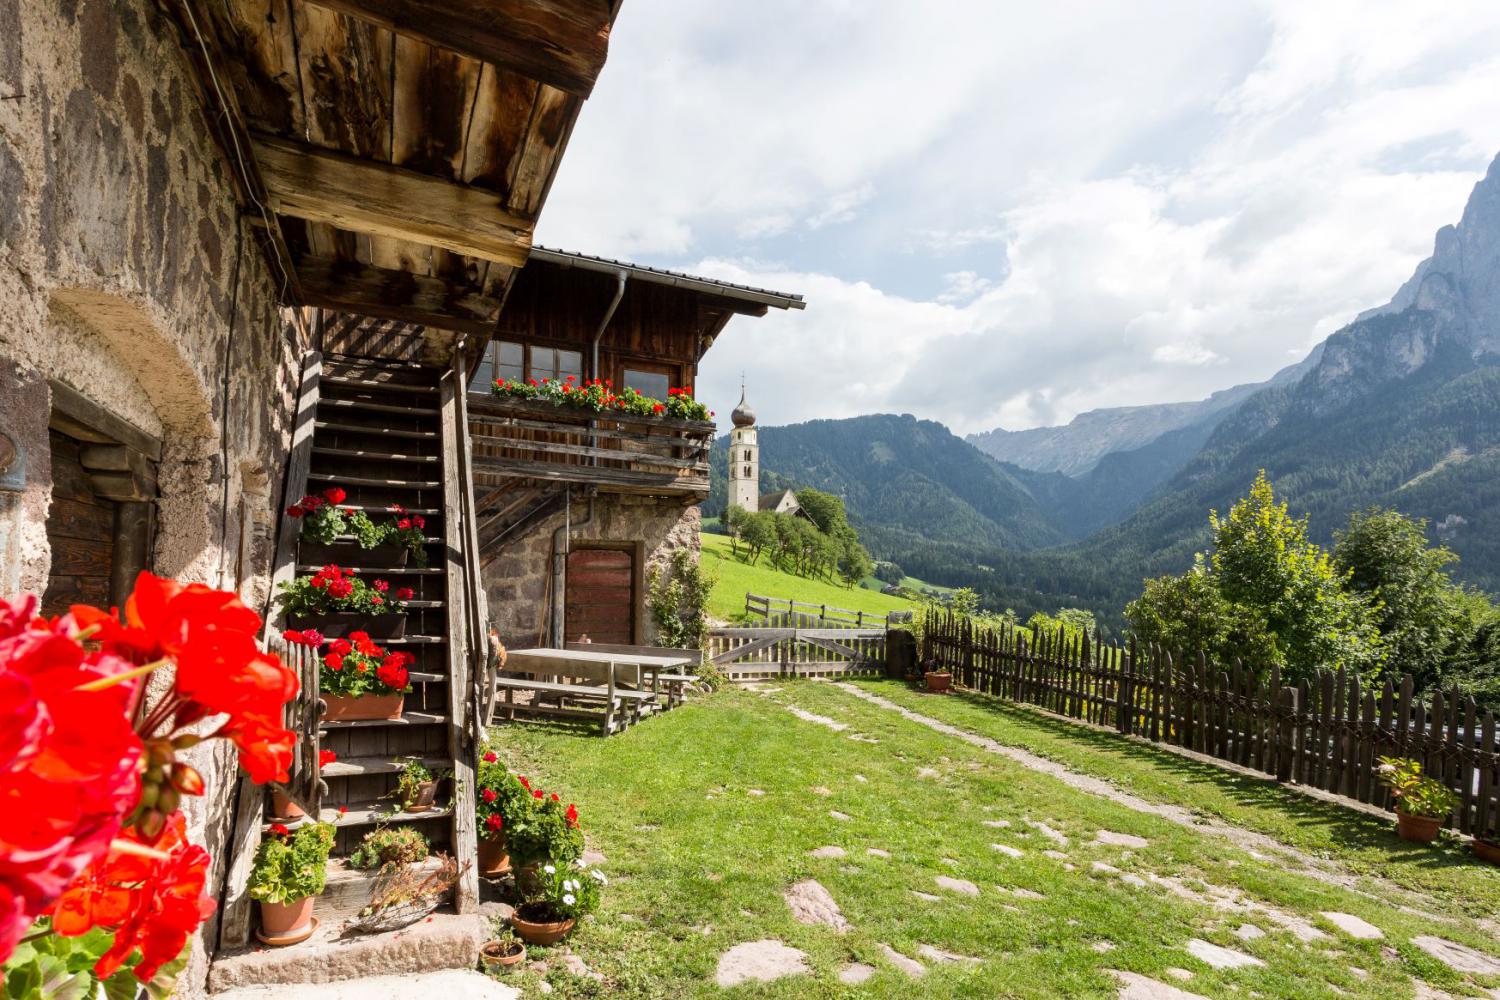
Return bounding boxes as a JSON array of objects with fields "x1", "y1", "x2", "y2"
[{"x1": 728, "y1": 383, "x2": 759, "y2": 513}]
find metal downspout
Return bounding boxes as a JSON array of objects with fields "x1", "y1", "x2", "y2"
[{"x1": 549, "y1": 489, "x2": 596, "y2": 647}]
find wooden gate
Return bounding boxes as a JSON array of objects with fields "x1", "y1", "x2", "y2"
[{"x1": 707, "y1": 626, "x2": 888, "y2": 682}]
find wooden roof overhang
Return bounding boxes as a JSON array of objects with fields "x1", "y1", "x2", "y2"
[{"x1": 161, "y1": 0, "x2": 619, "y2": 336}]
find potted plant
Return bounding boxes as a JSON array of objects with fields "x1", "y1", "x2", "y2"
[
  {"x1": 396, "y1": 758, "x2": 439, "y2": 813},
  {"x1": 349, "y1": 825, "x2": 430, "y2": 871},
  {"x1": 350, "y1": 854, "x2": 464, "y2": 934},
  {"x1": 476, "y1": 752, "x2": 531, "y2": 876},
  {"x1": 920, "y1": 657, "x2": 951, "y2": 693},
  {"x1": 318, "y1": 633, "x2": 414, "y2": 721},
  {"x1": 511, "y1": 859, "x2": 604, "y2": 946},
  {"x1": 277, "y1": 564, "x2": 411, "y2": 639},
  {"x1": 1377, "y1": 757, "x2": 1459, "y2": 844},
  {"x1": 502, "y1": 777, "x2": 584, "y2": 880},
  {"x1": 289, "y1": 487, "x2": 417, "y2": 569},
  {"x1": 480, "y1": 931, "x2": 526, "y2": 974},
  {"x1": 248, "y1": 822, "x2": 335, "y2": 945},
  {"x1": 1474, "y1": 836, "x2": 1500, "y2": 866}
]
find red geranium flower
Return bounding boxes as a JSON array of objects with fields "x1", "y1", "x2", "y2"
[
  {"x1": 268, "y1": 823, "x2": 290, "y2": 837},
  {"x1": 286, "y1": 505, "x2": 305, "y2": 518},
  {"x1": 372, "y1": 579, "x2": 389, "y2": 593},
  {"x1": 396, "y1": 587, "x2": 415, "y2": 601},
  {"x1": 566, "y1": 804, "x2": 579, "y2": 829},
  {"x1": 482, "y1": 788, "x2": 498, "y2": 804},
  {"x1": 532, "y1": 789, "x2": 543, "y2": 800},
  {"x1": 323, "y1": 487, "x2": 347, "y2": 505},
  {"x1": 397, "y1": 518, "x2": 412, "y2": 530},
  {"x1": 330, "y1": 638, "x2": 353, "y2": 657},
  {"x1": 318, "y1": 749, "x2": 338, "y2": 767},
  {"x1": 482, "y1": 751, "x2": 498, "y2": 763},
  {"x1": 413, "y1": 515, "x2": 426, "y2": 530},
  {"x1": 324, "y1": 652, "x2": 343, "y2": 670},
  {"x1": 485, "y1": 814, "x2": 503, "y2": 832}
]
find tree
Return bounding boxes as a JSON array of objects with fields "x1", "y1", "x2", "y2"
[
  {"x1": 1125, "y1": 559, "x2": 1279, "y2": 668},
  {"x1": 793, "y1": 488, "x2": 849, "y2": 536},
  {"x1": 1208, "y1": 471, "x2": 1384, "y2": 682},
  {"x1": 873, "y1": 561, "x2": 905, "y2": 586},
  {"x1": 1333, "y1": 508, "x2": 1464, "y2": 691},
  {"x1": 837, "y1": 536, "x2": 874, "y2": 589},
  {"x1": 738, "y1": 511, "x2": 775, "y2": 564},
  {"x1": 722, "y1": 503, "x2": 748, "y2": 556},
  {"x1": 1026, "y1": 607, "x2": 1097, "y2": 645}
]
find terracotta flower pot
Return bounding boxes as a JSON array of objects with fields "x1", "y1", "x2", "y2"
[
  {"x1": 1472, "y1": 838, "x2": 1500, "y2": 866},
  {"x1": 322, "y1": 692, "x2": 405, "y2": 722},
  {"x1": 1395, "y1": 809, "x2": 1442, "y2": 844},
  {"x1": 511, "y1": 903, "x2": 575, "y2": 946},
  {"x1": 269, "y1": 789, "x2": 305, "y2": 821},
  {"x1": 477, "y1": 833, "x2": 513, "y2": 876},
  {"x1": 260, "y1": 896, "x2": 315, "y2": 941},
  {"x1": 480, "y1": 939, "x2": 526, "y2": 973},
  {"x1": 924, "y1": 670, "x2": 952, "y2": 693},
  {"x1": 289, "y1": 611, "x2": 407, "y2": 640},
  {"x1": 403, "y1": 780, "x2": 438, "y2": 813}
]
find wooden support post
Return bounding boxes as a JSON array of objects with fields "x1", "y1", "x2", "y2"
[{"x1": 1276, "y1": 684, "x2": 1298, "y2": 783}]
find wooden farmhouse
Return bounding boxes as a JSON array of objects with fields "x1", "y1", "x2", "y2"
[{"x1": 0, "y1": 0, "x2": 801, "y2": 991}]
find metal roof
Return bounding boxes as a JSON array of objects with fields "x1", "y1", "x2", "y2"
[{"x1": 530, "y1": 246, "x2": 807, "y2": 310}]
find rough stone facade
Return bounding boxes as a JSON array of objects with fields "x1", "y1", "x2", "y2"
[
  {"x1": 0, "y1": 1, "x2": 306, "y2": 992},
  {"x1": 484, "y1": 494, "x2": 701, "y2": 649}
]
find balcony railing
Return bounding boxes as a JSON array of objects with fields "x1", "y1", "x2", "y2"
[{"x1": 465, "y1": 393, "x2": 714, "y2": 497}]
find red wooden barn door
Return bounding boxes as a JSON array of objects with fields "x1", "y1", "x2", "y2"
[{"x1": 566, "y1": 547, "x2": 636, "y2": 645}]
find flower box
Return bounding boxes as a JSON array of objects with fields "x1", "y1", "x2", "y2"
[
  {"x1": 322, "y1": 692, "x2": 405, "y2": 722},
  {"x1": 289, "y1": 611, "x2": 407, "y2": 640},
  {"x1": 299, "y1": 540, "x2": 409, "y2": 569}
]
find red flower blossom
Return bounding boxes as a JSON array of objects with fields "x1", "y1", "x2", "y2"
[
  {"x1": 518, "y1": 776, "x2": 530, "y2": 790},
  {"x1": 413, "y1": 515, "x2": 426, "y2": 530},
  {"x1": 550, "y1": 792, "x2": 559, "y2": 802},
  {"x1": 652, "y1": 403, "x2": 665, "y2": 414},
  {"x1": 481, "y1": 788, "x2": 498, "y2": 804},
  {"x1": 326, "y1": 578, "x2": 354, "y2": 600},
  {"x1": 286, "y1": 504, "x2": 305, "y2": 518},
  {"x1": 532, "y1": 790, "x2": 543, "y2": 800},
  {"x1": 318, "y1": 749, "x2": 338, "y2": 767},
  {"x1": 396, "y1": 587, "x2": 415, "y2": 601},
  {"x1": 324, "y1": 652, "x2": 343, "y2": 670},
  {"x1": 375, "y1": 662, "x2": 409, "y2": 691},
  {"x1": 330, "y1": 638, "x2": 352, "y2": 657},
  {"x1": 372, "y1": 579, "x2": 389, "y2": 593},
  {"x1": 482, "y1": 751, "x2": 498, "y2": 763},
  {"x1": 268, "y1": 823, "x2": 290, "y2": 837},
  {"x1": 566, "y1": 803, "x2": 579, "y2": 829},
  {"x1": 397, "y1": 518, "x2": 412, "y2": 530},
  {"x1": 322, "y1": 487, "x2": 347, "y2": 505},
  {"x1": 485, "y1": 814, "x2": 503, "y2": 832}
]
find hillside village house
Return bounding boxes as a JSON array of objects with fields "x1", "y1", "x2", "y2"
[{"x1": 0, "y1": 0, "x2": 800, "y2": 992}]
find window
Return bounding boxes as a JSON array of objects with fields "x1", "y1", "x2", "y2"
[
  {"x1": 530, "y1": 345, "x2": 581, "y2": 383},
  {"x1": 743, "y1": 465, "x2": 751, "y2": 478},
  {"x1": 467, "y1": 340, "x2": 526, "y2": 393},
  {"x1": 622, "y1": 368, "x2": 671, "y2": 400}
]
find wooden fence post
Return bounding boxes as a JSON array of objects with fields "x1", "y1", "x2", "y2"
[
  {"x1": 1276, "y1": 683, "x2": 1298, "y2": 783},
  {"x1": 1117, "y1": 638, "x2": 1133, "y2": 736}
]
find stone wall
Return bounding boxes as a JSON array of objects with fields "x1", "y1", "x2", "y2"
[
  {"x1": 484, "y1": 493, "x2": 702, "y2": 649},
  {"x1": 0, "y1": 1, "x2": 306, "y2": 992}
]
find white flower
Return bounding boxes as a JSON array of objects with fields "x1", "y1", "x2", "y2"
[
  {"x1": 572, "y1": 859, "x2": 585, "y2": 870},
  {"x1": 590, "y1": 870, "x2": 608, "y2": 885},
  {"x1": 563, "y1": 879, "x2": 578, "y2": 891},
  {"x1": 543, "y1": 864, "x2": 556, "y2": 875},
  {"x1": 562, "y1": 893, "x2": 576, "y2": 906}
]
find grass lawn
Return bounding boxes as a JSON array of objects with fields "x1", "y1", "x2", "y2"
[
  {"x1": 483, "y1": 680, "x2": 1500, "y2": 999},
  {"x1": 848, "y1": 679, "x2": 1500, "y2": 921},
  {"x1": 700, "y1": 532, "x2": 919, "y2": 623}
]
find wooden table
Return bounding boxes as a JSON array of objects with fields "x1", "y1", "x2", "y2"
[{"x1": 501, "y1": 647, "x2": 697, "y2": 734}]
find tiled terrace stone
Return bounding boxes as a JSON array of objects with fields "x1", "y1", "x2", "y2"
[
  {"x1": 1411, "y1": 936, "x2": 1500, "y2": 975},
  {"x1": 714, "y1": 941, "x2": 810, "y2": 987},
  {"x1": 212, "y1": 970, "x2": 519, "y2": 1000},
  {"x1": 880, "y1": 944, "x2": 926, "y2": 979},
  {"x1": 784, "y1": 880, "x2": 850, "y2": 932},
  {"x1": 1185, "y1": 939, "x2": 1264, "y2": 970},
  {"x1": 1320, "y1": 912, "x2": 1383, "y2": 940}
]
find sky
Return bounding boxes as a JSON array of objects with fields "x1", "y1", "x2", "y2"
[{"x1": 536, "y1": 0, "x2": 1500, "y2": 436}]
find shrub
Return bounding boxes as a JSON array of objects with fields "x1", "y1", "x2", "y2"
[
  {"x1": 248, "y1": 822, "x2": 336, "y2": 905},
  {"x1": 349, "y1": 827, "x2": 430, "y2": 871},
  {"x1": 526, "y1": 858, "x2": 605, "y2": 919},
  {"x1": 476, "y1": 752, "x2": 531, "y2": 842},
  {"x1": 276, "y1": 564, "x2": 408, "y2": 617},
  {"x1": 1376, "y1": 757, "x2": 1459, "y2": 819},
  {"x1": 319, "y1": 632, "x2": 413, "y2": 698}
]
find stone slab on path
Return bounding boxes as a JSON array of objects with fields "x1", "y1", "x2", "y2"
[
  {"x1": 809, "y1": 845, "x2": 847, "y2": 859},
  {"x1": 1112, "y1": 971, "x2": 1210, "y2": 1000},
  {"x1": 786, "y1": 705, "x2": 848, "y2": 731},
  {"x1": 209, "y1": 914, "x2": 486, "y2": 991},
  {"x1": 866, "y1": 848, "x2": 891, "y2": 859},
  {"x1": 1095, "y1": 830, "x2": 1150, "y2": 849},
  {"x1": 715, "y1": 940, "x2": 810, "y2": 987},
  {"x1": 880, "y1": 944, "x2": 926, "y2": 979},
  {"x1": 991, "y1": 843, "x2": 1024, "y2": 858},
  {"x1": 784, "y1": 879, "x2": 850, "y2": 932},
  {"x1": 212, "y1": 970, "x2": 519, "y2": 1000},
  {"x1": 935, "y1": 875, "x2": 980, "y2": 896},
  {"x1": 838, "y1": 963, "x2": 875, "y2": 985},
  {"x1": 1028, "y1": 820, "x2": 1069, "y2": 846},
  {"x1": 918, "y1": 944, "x2": 980, "y2": 965},
  {"x1": 1411, "y1": 936, "x2": 1500, "y2": 975},
  {"x1": 1319, "y1": 912, "x2": 1383, "y2": 940},
  {"x1": 1184, "y1": 939, "x2": 1265, "y2": 970}
]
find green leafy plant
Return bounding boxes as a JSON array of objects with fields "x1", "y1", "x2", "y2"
[
  {"x1": 492, "y1": 377, "x2": 712, "y2": 421},
  {"x1": 319, "y1": 633, "x2": 413, "y2": 698},
  {"x1": 1376, "y1": 757, "x2": 1459, "y2": 819},
  {"x1": 276, "y1": 565, "x2": 408, "y2": 617},
  {"x1": 647, "y1": 549, "x2": 713, "y2": 649},
  {"x1": 523, "y1": 858, "x2": 604, "y2": 920},
  {"x1": 476, "y1": 752, "x2": 531, "y2": 841},
  {"x1": 248, "y1": 822, "x2": 336, "y2": 905},
  {"x1": 0, "y1": 920, "x2": 185, "y2": 1000},
  {"x1": 395, "y1": 758, "x2": 435, "y2": 810},
  {"x1": 349, "y1": 826, "x2": 430, "y2": 871}
]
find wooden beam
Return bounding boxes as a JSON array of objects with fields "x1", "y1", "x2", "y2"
[
  {"x1": 47, "y1": 382, "x2": 163, "y2": 460},
  {"x1": 252, "y1": 134, "x2": 533, "y2": 266},
  {"x1": 297, "y1": 255, "x2": 505, "y2": 334},
  {"x1": 300, "y1": 0, "x2": 612, "y2": 97}
]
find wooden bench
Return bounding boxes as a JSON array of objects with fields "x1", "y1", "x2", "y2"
[
  {"x1": 563, "y1": 642, "x2": 699, "y2": 709},
  {"x1": 493, "y1": 675, "x2": 654, "y2": 736}
]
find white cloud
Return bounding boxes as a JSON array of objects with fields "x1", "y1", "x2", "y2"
[{"x1": 538, "y1": 0, "x2": 1500, "y2": 434}]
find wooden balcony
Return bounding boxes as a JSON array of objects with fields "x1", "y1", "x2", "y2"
[{"x1": 465, "y1": 394, "x2": 714, "y2": 498}]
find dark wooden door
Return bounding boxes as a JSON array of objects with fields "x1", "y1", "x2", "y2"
[
  {"x1": 566, "y1": 547, "x2": 635, "y2": 645},
  {"x1": 42, "y1": 430, "x2": 115, "y2": 616}
]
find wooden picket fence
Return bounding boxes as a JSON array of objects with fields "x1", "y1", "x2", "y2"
[
  {"x1": 922, "y1": 610, "x2": 1500, "y2": 839},
  {"x1": 744, "y1": 591, "x2": 913, "y2": 628}
]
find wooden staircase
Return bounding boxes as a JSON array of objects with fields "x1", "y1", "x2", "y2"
[{"x1": 217, "y1": 350, "x2": 483, "y2": 958}]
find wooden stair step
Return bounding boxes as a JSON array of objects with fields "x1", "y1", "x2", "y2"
[
  {"x1": 320, "y1": 397, "x2": 438, "y2": 417},
  {"x1": 320, "y1": 710, "x2": 447, "y2": 730},
  {"x1": 336, "y1": 503, "x2": 441, "y2": 515},
  {"x1": 315, "y1": 419, "x2": 439, "y2": 441},
  {"x1": 401, "y1": 599, "x2": 444, "y2": 609},
  {"x1": 318, "y1": 533, "x2": 442, "y2": 545},
  {"x1": 296, "y1": 564, "x2": 444, "y2": 575},
  {"x1": 321, "y1": 375, "x2": 438, "y2": 394},
  {"x1": 308, "y1": 472, "x2": 440, "y2": 489},
  {"x1": 321, "y1": 799, "x2": 454, "y2": 829},
  {"x1": 312, "y1": 446, "x2": 439, "y2": 463},
  {"x1": 382, "y1": 636, "x2": 447, "y2": 646},
  {"x1": 325, "y1": 353, "x2": 431, "y2": 371},
  {"x1": 320, "y1": 754, "x2": 448, "y2": 778}
]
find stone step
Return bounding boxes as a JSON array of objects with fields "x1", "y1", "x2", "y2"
[
  {"x1": 208, "y1": 913, "x2": 488, "y2": 993},
  {"x1": 212, "y1": 969, "x2": 519, "y2": 1000}
]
